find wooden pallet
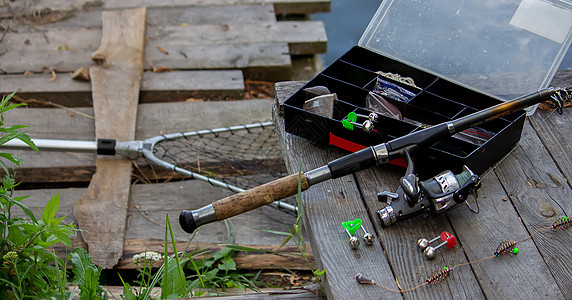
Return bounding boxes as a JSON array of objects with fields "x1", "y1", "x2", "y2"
[
  {"x1": 0, "y1": 2, "x2": 327, "y2": 83},
  {"x1": 1, "y1": 0, "x2": 325, "y2": 282}
]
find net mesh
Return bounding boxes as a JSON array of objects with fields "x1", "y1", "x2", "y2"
[{"x1": 151, "y1": 123, "x2": 288, "y2": 190}]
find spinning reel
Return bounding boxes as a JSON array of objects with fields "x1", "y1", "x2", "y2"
[{"x1": 377, "y1": 149, "x2": 481, "y2": 227}]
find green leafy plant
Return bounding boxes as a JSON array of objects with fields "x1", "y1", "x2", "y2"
[
  {"x1": 71, "y1": 248, "x2": 108, "y2": 300},
  {"x1": 0, "y1": 92, "x2": 78, "y2": 299},
  {"x1": 119, "y1": 215, "x2": 190, "y2": 300},
  {"x1": 185, "y1": 245, "x2": 262, "y2": 296}
]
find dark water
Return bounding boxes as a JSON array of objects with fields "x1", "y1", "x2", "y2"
[{"x1": 313, "y1": 1, "x2": 572, "y2": 70}]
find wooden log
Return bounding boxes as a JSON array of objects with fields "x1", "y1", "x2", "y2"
[
  {"x1": 0, "y1": 70, "x2": 244, "y2": 107},
  {"x1": 73, "y1": 7, "x2": 146, "y2": 268}
]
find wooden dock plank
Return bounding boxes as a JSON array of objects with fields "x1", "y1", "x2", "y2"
[
  {"x1": 493, "y1": 120, "x2": 572, "y2": 296},
  {"x1": 273, "y1": 80, "x2": 572, "y2": 298},
  {"x1": 11, "y1": 180, "x2": 298, "y2": 245},
  {"x1": 355, "y1": 116, "x2": 568, "y2": 297},
  {"x1": 0, "y1": 0, "x2": 330, "y2": 15},
  {"x1": 0, "y1": 70, "x2": 244, "y2": 106},
  {"x1": 356, "y1": 167, "x2": 485, "y2": 299},
  {"x1": 528, "y1": 71, "x2": 572, "y2": 192},
  {"x1": 445, "y1": 173, "x2": 564, "y2": 298},
  {"x1": 145, "y1": 21, "x2": 327, "y2": 55},
  {"x1": 29, "y1": 5, "x2": 278, "y2": 29},
  {"x1": 0, "y1": 33, "x2": 291, "y2": 81},
  {"x1": 144, "y1": 42, "x2": 292, "y2": 81},
  {"x1": 0, "y1": 21, "x2": 324, "y2": 79},
  {"x1": 273, "y1": 82, "x2": 401, "y2": 300},
  {"x1": 72, "y1": 7, "x2": 146, "y2": 268}
]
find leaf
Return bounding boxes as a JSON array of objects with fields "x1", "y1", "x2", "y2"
[
  {"x1": 16, "y1": 134, "x2": 39, "y2": 154},
  {"x1": 71, "y1": 248, "x2": 93, "y2": 283},
  {"x1": 161, "y1": 215, "x2": 187, "y2": 298},
  {"x1": 1, "y1": 193, "x2": 37, "y2": 223},
  {"x1": 119, "y1": 274, "x2": 138, "y2": 300},
  {"x1": 0, "y1": 152, "x2": 25, "y2": 169},
  {"x1": 218, "y1": 256, "x2": 236, "y2": 272},
  {"x1": 8, "y1": 225, "x2": 26, "y2": 246},
  {"x1": 53, "y1": 229, "x2": 72, "y2": 247},
  {"x1": 211, "y1": 247, "x2": 233, "y2": 262},
  {"x1": 42, "y1": 192, "x2": 60, "y2": 225},
  {"x1": 258, "y1": 229, "x2": 293, "y2": 236},
  {"x1": 224, "y1": 244, "x2": 270, "y2": 253},
  {"x1": 203, "y1": 268, "x2": 219, "y2": 280},
  {"x1": 71, "y1": 248, "x2": 106, "y2": 300}
]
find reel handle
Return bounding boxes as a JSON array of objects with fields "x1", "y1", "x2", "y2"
[{"x1": 180, "y1": 173, "x2": 309, "y2": 233}]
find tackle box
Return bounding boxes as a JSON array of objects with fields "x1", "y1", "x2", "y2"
[{"x1": 284, "y1": 0, "x2": 572, "y2": 177}]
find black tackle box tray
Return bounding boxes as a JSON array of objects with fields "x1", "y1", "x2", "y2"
[{"x1": 283, "y1": 46, "x2": 526, "y2": 178}]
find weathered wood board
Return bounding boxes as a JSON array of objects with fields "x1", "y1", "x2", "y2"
[
  {"x1": 12, "y1": 180, "x2": 299, "y2": 246},
  {"x1": 0, "y1": 0, "x2": 330, "y2": 16},
  {"x1": 274, "y1": 82, "x2": 401, "y2": 300},
  {"x1": 0, "y1": 20, "x2": 325, "y2": 80},
  {"x1": 73, "y1": 7, "x2": 146, "y2": 268},
  {"x1": 272, "y1": 72, "x2": 572, "y2": 299},
  {"x1": 28, "y1": 5, "x2": 279, "y2": 29},
  {"x1": 0, "y1": 70, "x2": 245, "y2": 106}
]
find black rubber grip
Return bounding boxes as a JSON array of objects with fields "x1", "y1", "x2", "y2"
[
  {"x1": 179, "y1": 210, "x2": 198, "y2": 234},
  {"x1": 328, "y1": 147, "x2": 377, "y2": 178},
  {"x1": 97, "y1": 138, "x2": 116, "y2": 155}
]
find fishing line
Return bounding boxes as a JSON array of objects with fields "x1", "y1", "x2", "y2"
[{"x1": 356, "y1": 216, "x2": 571, "y2": 293}]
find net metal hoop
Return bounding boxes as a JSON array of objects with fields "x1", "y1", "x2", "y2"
[{"x1": 139, "y1": 122, "x2": 298, "y2": 213}]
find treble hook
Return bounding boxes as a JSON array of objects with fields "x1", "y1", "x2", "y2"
[{"x1": 550, "y1": 87, "x2": 572, "y2": 114}]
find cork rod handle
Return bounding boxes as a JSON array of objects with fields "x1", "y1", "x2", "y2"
[{"x1": 213, "y1": 173, "x2": 309, "y2": 220}]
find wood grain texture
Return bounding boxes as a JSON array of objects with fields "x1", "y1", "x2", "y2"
[
  {"x1": 0, "y1": 20, "x2": 325, "y2": 79},
  {"x1": 213, "y1": 173, "x2": 308, "y2": 220},
  {"x1": 493, "y1": 120, "x2": 572, "y2": 296},
  {"x1": 273, "y1": 76, "x2": 572, "y2": 299},
  {"x1": 274, "y1": 82, "x2": 401, "y2": 300},
  {"x1": 356, "y1": 166, "x2": 485, "y2": 300},
  {"x1": 0, "y1": 70, "x2": 244, "y2": 106},
  {"x1": 0, "y1": 0, "x2": 330, "y2": 15},
  {"x1": 73, "y1": 7, "x2": 146, "y2": 268}
]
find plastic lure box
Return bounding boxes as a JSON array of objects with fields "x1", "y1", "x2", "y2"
[{"x1": 283, "y1": 0, "x2": 572, "y2": 177}]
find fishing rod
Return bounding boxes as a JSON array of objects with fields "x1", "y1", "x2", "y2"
[{"x1": 179, "y1": 87, "x2": 570, "y2": 233}]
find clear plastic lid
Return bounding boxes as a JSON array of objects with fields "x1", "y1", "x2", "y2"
[{"x1": 359, "y1": 0, "x2": 572, "y2": 113}]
